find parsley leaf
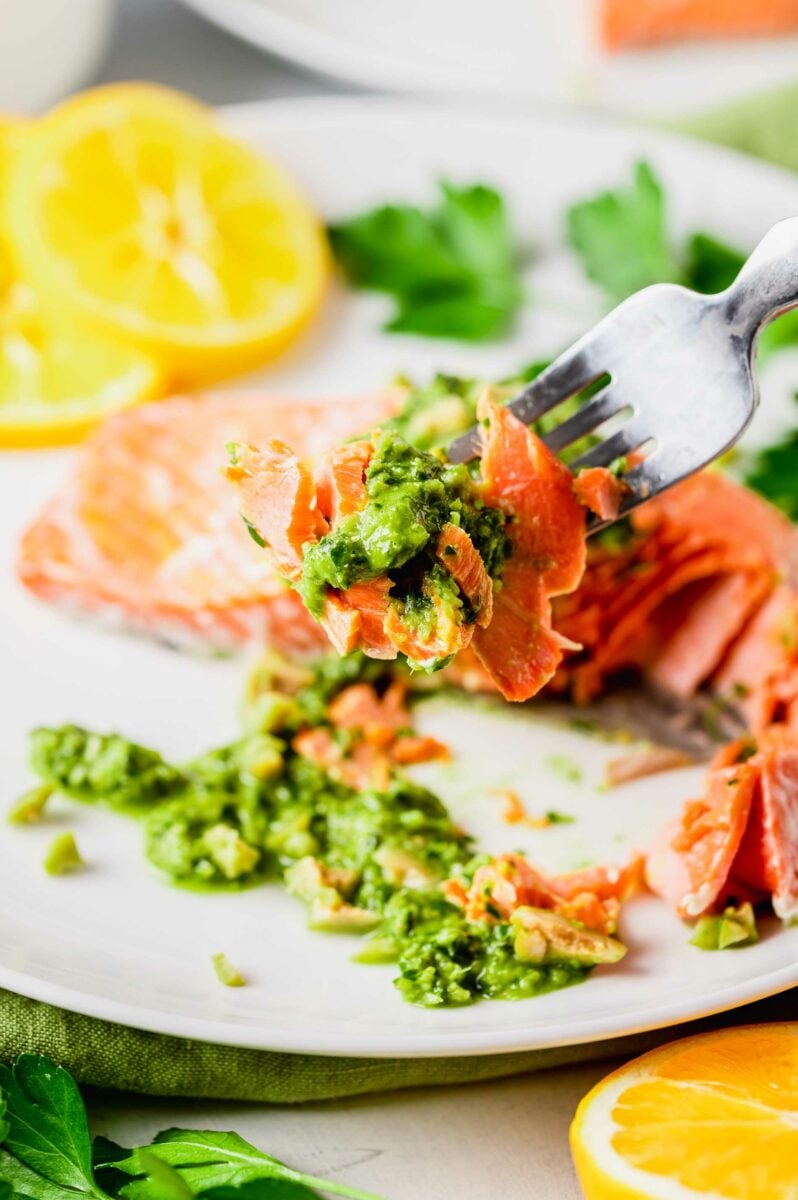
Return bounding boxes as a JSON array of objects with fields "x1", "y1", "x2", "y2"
[
  {"x1": 0, "y1": 1055, "x2": 110, "y2": 1200},
  {"x1": 566, "y1": 162, "x2": 681, "y2": 303},
  {"x1": 744, "y1": 396, "x2": 798, "y2": 520},
  {"x1": 567, "y1": 161, "x2": 798, "y2": 363},
  {"x1": 202, "y1": 1183, "x2": 319, "y2": 1200},
  {"x1": 104, "y1": 1131, "x2": 381, "y2": 1200},
  {"x1": 328, "y1": 181, "x2": 523, "y2": 341},
  {"x1": 0, "y1": 1057, "x2": 384, "y2": 1200},
  {"x1": 682, "y1": 232, "x2": 744, "y2": 295}
]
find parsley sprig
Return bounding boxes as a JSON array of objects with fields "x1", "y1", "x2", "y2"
[
  {"x1": 328, "y1": 181, "x2": 523, "y2": 341},
  {"x1": 0, "y1": 1056, "x2": 383, "y2": 1200}
]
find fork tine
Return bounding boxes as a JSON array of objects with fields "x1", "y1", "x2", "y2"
[
  {"x1": 540, "y1": 385, "x2": 627, "y2": 454},
  {"x1": 505, "y1": 348, "x2": 605, "y2": 430},
  {"x1": 570, "y1": 423, "x2": 647, "y2": 471},
  {"x1": 446, "y1": 337, "x2": 607, "y2": 464}
]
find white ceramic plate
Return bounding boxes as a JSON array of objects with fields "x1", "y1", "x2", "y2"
[
  {"x1": 2, "y1": 99, "x2": 798, "y2": 1056},
  {"x1": 179, "y1": 0, "x2": 798, "y2": 119}
]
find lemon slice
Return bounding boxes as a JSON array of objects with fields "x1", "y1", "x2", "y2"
[
  {"x1": 0, "y1": 115, "x2": 162, "y2": 447},
  {"x1": 571, "y1": 1023, "x2": 798, "y2": 1200},
  {"x1": 5, "y1": 84, "x2": 328, "y2": 387},
  {"x1": 0, "y1": 283, "x2": 162, "y2": 447}
]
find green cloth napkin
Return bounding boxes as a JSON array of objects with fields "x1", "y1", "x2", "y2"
[
  {"x1": 3, "y1": 986, "x2": 796, "y2": 1103},
  {"x1": 4, "y1": 84, "x2": 798, "y2": 1102}
]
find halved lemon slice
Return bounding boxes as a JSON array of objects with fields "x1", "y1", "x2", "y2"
[
  {"x1": 4, "y1": 84, "x2": 328, "y2": 387},
  {"x1": 571, "y1": 1023, "x2": 798, "y2": 1200},
  {"x1": 0, "y1": 115, "x2": 162, "y2": 447}
]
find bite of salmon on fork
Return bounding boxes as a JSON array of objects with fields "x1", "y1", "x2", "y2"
[
  {"x1": 229, "y1": 391, "x2": 618, "y2": 702},
  {"x1": 449, "y1": 216, "x2": 798, "y2": 531}
]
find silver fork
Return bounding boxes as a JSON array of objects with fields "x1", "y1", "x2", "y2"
[{"x1": 447, "y1": 217, "x2": 798, "y2": 527}]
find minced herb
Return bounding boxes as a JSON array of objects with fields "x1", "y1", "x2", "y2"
[
  {"x1": 544, "y1": 754, "x2": 584, "y2": 784},
  {"x1": 29, "y1": 726, "x2": 188, "y2": 811},
  {"x1": 545, "y1": 810, "x2": 576, "y2": 825}
]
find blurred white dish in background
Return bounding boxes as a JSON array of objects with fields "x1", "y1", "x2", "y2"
[
  {"x1": 177, "y1": 0, "x2": 798, "y2": 118},
  {"x1": 0, "y1": 0, "x2": 111, "y2": 113}
]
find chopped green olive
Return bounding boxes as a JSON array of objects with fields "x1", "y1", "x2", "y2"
[{"x1": 43, "y1": 831, "x2": 84, "y2": 876}]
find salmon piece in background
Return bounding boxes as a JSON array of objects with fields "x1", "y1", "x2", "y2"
[
  {"x1": 600, "y1": 0, "x2": 798, "y2": 50},
  {"x1": 645, "y1": 758, "x2": 760, "y2": 918},
  {"x1": 18, "y1": 391, "x2": 395, "y2": 650},
  {"x1": 554, "y1": 471, "x2": 798, "y2": 718}
]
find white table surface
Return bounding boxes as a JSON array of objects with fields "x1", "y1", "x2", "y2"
[{"x1": 87, "y1": 1058, "x2": 617, "y2": 1199}]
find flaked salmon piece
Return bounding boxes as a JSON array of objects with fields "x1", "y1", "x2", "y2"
[
  {"x1": 319, "y1": 592, "x2": 362, "y2": 656},
  {"x1": 574, "y1": 467, "x2": 627, "y2": 522},
  {"x1": 314, "y1": 441, "x2": 372, "y2": 524},
  {"x1": 459, "y1": 854, "x2": 562, "y2": 923},
  {"x1": 473, "y1": 565, "x2": 580, "y2": 701},
  {"x1": 233, "y1": 426, "x2": 501, "y2": 668},
  {"x1": 229, "y1": 441, "x2": 327, "y2": 581},
  {"x1": 435, "y1": 523, "x2": 493, "y2": 628},
  {"x1": 472, "y1": 392, "x2": 586, "y2": 700},
  {"x1": 604, "y1": 745, "x2": 695, "y2": 789},
  {"x1": 476, "y1": 392, "x2": 586, "y2": 595},
  {"x1": 562, "y1": 545, "x2": 737, "y2": 702},
  {"x1": 390, "y1": 734, "x2": 450, "y2": 765},
  {"x1": 18, "y1": 391, "x2": 395, "y2": 649},
  {"x1": 555, "y1": 470, "x2": 798, "y2": 708},
  {"x1": 342, "y1": 578, "x2": 395, "y2": 658},
  {"x1": 600, "y1": 0, "x2": 798, "y2": 49},
  {"x1": 450, "y1": 851, "x2": 635, "y2": 935},
  {"x1": 384, "y1": 588, "x2": 472, "y2": 667},
  {"x1": 293, "y1": 727, "x2": 342, "y2": 770},
  {"x1": 635, "y1": 471, "x2": 798, "y2": 578},
  {"x1": 224, "y1": 393, "x2": 597, "y2": 696},
  {"x1": 327, "y1": 578, "x2": 395, "y2": 660},
  {"x1": 714, "y1": 586, "x2": 798, "y2": 733},
  {"x1": 646, "y1": 570, "x2": 771, "y2": 698},
  {"x1": 549, "y1": 857, "x2": 645, "y2": 906},
  {"x1": 646, "y1": 759, "x2": 759, "y2": 918},
  {"x1": 294, "y1": 685, "x2": 446, "y2": 786},
  {"x1": 328, "y1": 680, "x2": 409, "y2": 739},
  {"x1": 726, "y1": 737, "x2": 798, "y2": 921}
]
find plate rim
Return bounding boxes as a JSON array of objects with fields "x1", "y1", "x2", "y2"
[
  {"x1": 5, "y1": 94, "x2": 798, "y2": 1058},
  {"x1": 1, "y1": 959, "x2": 795, "y2": 1057},
  {"x1": 177, "y1": 0, "x2": 798, "y2": 117}
]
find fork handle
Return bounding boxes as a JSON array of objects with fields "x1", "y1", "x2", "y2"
[{"x1": 721, "y1": 216, "x2": 798, "y2": 341}]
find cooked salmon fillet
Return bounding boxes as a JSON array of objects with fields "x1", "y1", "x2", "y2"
[
  {"x1": 469, "y1": 393, "x2": 587, "y2": 700},
  {"x1": 600, "y1": 0, "x2": 798, "y2": 49},
  {"x1": 19, "y1": 389, "x2": 797, "y2": 733},
  {"x1": 647, "y1": 730, "x2": 798, "y2": 920},
  {"x1": 554, "y1": 471, "x2": 798, "y2": 723},
  {"x1": 444, "y1": 851, "x2": 641, "y2": 936},
  {"x1": 18, "y1": 391, "x2": 396, "y2": 649},
  {"x1": 436, "y1": 523, "x2": 493, "y2": 628}
]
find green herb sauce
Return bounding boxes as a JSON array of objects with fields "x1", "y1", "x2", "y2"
[{"x1": 24, "y1": 652, "x2": 592, "y2": 1008}]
